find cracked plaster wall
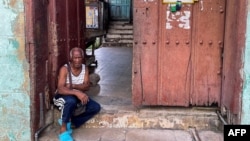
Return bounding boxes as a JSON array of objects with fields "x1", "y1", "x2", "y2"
[{"x1": 0, "y1": 0, "x2": 30, "y2": 140}]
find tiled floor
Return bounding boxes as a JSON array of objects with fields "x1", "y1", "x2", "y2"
[{"x1": 86, "y1": 46, "x2": 133, "y2": 107}]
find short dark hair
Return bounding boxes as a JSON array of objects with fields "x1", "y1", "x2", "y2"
[{"x1": 70, "y1": 47, "x2": 84, "y2": 59}]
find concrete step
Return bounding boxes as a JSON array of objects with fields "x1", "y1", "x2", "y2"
[
  {"x1": 103, "y1": 21, "x2": 134, "y2": 47},
  {"x1": 103, "y1": 34, "x2": 133, "y2": 47},
  {"x1": 104, "y1": 38, "x2": 133, "y2": 43},
  {"x1": 40, "y1": 106, "x2": 223, "y2": 140},
  {"x1": 109, "y1": 21, "x2": 133, "y2": 25},
  {"x1": 109, "y1": 24, "x2": 133, "y2": 30},
  {"x1": 52, "y1": 106, "x2": 223, "y2": 131},
  {"x1": 108, "y1": 29, "x2": 133, "y2": 34},
  {"x1": 84, "y1": 106, "x2": 223, "y2": 131},
  {"x1": 101, "y1": 42, "x2": 133, "y2": 47},
  {"x1": 106, "y1": 34, "x2": 133, "y2": 39}
]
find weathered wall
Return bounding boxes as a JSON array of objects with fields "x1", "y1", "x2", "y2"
[
  {"x1": 241, "y1": 0, "x2": 250, "y2": 124},
  {"x1": 0, "y1": 0, "x2": 31, "y2": 140}
]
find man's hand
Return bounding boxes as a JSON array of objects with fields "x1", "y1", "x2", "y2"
[{"x1": 74, "y1": 90, "x2": 89, "y2": 104}]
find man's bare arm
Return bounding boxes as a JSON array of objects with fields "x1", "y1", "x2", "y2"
[{"x1": 57, "y1": 66, "x2": 89, "y2": 104}]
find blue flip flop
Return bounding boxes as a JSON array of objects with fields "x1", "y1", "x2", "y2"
[
  {"x1": 58, "y1": 119, "x2": 73, "y2": 134},
  {"x1": 59, "y1": 131, "x2": 74, "y2": 141}
]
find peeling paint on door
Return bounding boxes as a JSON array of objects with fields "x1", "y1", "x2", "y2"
[
  {"x1": 166, "y1": 5, "x2": 191, "y2": 29},
  {"x1": 200, "y1": 0, "x2": 204, "y2": 11},
  {"x1": 144, "y1": 0, "x2": 155, "y2": 2}
]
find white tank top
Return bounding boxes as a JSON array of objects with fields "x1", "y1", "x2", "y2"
[{"x1": 65, "y1": 64, "x2": 85, "y2": 84}]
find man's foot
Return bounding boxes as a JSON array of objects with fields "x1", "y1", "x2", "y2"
[
  {"x1": 58, "y1": 119, "x2": 73, "y2": 134},
  {"x1": 59, "y1": 131, "x2": 73, "y2": 141}
]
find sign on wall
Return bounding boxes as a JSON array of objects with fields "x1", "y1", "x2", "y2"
[{"x1": 86, "y1": 6, "x2": 99, "y2": 28}]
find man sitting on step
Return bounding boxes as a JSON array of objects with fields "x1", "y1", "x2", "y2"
[{"x1": 53, "y1": 47, "x2": 101, "y2": 141}]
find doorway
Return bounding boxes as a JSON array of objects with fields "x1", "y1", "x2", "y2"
[{"x1": 86, "y1": 47, "x2": 133, "y2": 109}]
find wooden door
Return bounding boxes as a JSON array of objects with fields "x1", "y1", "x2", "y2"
[
  {"x1": 133, "y1": 0, "x2": 226, "y2": 107},
  {"x1": 109, "y1": 0, "x2": 131, "y2": 20},
  {"x1": 25, "y1": 0, "x2": 50, "y2": 137},
  {"x1": 48, "y1": 0, "x2": 86, "y2": 97}
]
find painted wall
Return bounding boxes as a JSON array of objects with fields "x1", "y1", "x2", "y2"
[
  {"x1": 242, "y1": 0, "x2": 250, "y2": 124},
  {"x1": 0, "y1": 0, "x2": 31, "y2": 140}
]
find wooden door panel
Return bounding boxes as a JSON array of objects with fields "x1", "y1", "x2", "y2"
[
  {"x1": 68, "y1": 0, "x2": 79, "y2": 48},
  {"x1": 132, "y1": 7, "x2": 144, "y2": 106},
  {"x1": 191, "y1": 0, "x2": 225, "y2": 106},
  {"x1": 159, "y1": 4, "x2": 192, "y2": 106},
  {"x1": 132, "y1": 1, "x2": 159, "y2": 106},
  {"x1": 140, "y1": 4, "x2": 159, "y2": 105}
]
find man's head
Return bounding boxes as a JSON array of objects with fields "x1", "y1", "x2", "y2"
[
  {"x1": 69, "y1": 47, "x2": 84, "y2": 68},
  {"x1": 70, "y1": 47, "x2": 84, "y2": 59}
]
